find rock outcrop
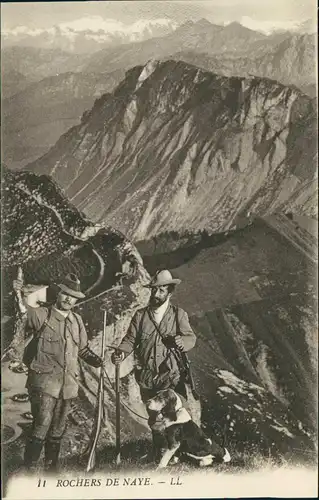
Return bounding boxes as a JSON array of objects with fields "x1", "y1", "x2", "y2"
[{"x1": 28, "y1": 60, "x2": 317, "y2": 240}]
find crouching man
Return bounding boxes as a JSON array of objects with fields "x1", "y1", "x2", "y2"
[
  {"x1": 111, "y1": 269, "x2": 196, "y2": 461},
  {"x1": 11, "y1": 273, "x2": 104, "y2": 473}
]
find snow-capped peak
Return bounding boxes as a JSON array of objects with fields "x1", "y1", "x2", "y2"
[
  {"x1": 57, "y1": 16, "x2": 178, "y2": 34},
  {"x1": 2, "y1": 16, "x2": 179, "y2": 52},
  {"x1": 238, "y1": 16, "x2": 316, "y2": 35}
]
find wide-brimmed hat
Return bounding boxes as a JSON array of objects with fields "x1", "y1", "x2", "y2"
[
  {"x1": 145, "y1": 270, "x2": 181, "y2": 288},
  {"x1": 57, "y1": 273, "x2": 85, "y2": 299}
]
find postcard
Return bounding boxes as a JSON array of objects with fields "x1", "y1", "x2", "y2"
[{"x1": 1, "y1": 1, "x2": 317, "y2": 499}]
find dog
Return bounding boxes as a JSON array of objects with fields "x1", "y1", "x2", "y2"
[{"x1": 146, "y1": 388, "x2": 231, "y2": 469}]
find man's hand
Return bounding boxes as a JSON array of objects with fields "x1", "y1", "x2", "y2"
[
  {"x1": 111, "y1": 350, "x2": 124, "y2": 365},
  {"x1": 175, "y1": 335, "x2": 185, "y2": 351},
  {"x1": 12, "y1": 278, "x2": 23, "y2": 293}
]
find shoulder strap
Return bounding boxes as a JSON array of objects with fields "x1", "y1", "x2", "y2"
[
  {"x1": 173, "y1": 305, "x2": 180, "y2": 334},
  {"x1": 72, "y1": 311, "x2": 81, "y2": 329},
  {"x1": 135, "y1": 308, "x2": 148, "y2": 350}
]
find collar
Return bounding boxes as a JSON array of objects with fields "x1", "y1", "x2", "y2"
[
  {"x1": 163, "y1": 407, "x2": 192, "y2": 428},
  {"x1": 52, "y1": 306, "x2": 71, "y2": 320},
  {"x1": 150, "y1": 299, "x2": 170, "y2": 316}
]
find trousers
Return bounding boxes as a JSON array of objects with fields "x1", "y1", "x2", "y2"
[{"x1": 28, "y1": 390, "x2": 72, "y2": 440}]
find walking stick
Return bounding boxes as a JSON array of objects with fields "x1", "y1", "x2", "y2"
[
  {"x1": 115, "y1": 351, "x2": 121, "y2": 465},
  {"x1": 86, "y1": 309, "x2": 107, "y2": 472}
]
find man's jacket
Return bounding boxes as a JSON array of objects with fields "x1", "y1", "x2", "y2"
[
  {"x1": 12, "y1": 305, "x2": 101, "y2": 399},
  {"x1": 118, "y1": 304, "x2": 196, "y2": 390}
]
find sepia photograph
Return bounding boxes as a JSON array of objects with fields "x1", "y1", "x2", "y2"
[{"x1": 1, "y1": 1, "x2": 318, "y2": 498}]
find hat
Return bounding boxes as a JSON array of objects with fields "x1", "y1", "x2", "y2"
[
  {"x1": 145, "y1": 270, "x2": 181, "y2": 288},
  {"x1": 57, "y1": 273, "x2": 85, "y2": 299}
]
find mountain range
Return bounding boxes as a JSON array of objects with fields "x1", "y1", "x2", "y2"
[
  {"x1": 26, "y1": 59, "x2": 317, "y2": 240},
  {"x1": 170, "y1": 33, "x2": 317, "y2": 97},
  {"x1": 2, "y1": 20, "x2": 315, "y2": 85},
  {"x1": 1, "y1": 16, "x2": 179, "y2": 53},
  {"x1": 3, "y1": 15, "x2": 315, "y2": 54},
  {"x1": 2, "y1": 19, "x2": 316, "y2": 169}
]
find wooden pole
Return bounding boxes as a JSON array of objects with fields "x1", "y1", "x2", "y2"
[
  {"x1": 115, "y1": 360, "x2": 121, "y2": 465},
  {"x1": 86, "y1": 310, "x2": 107, "y2": 472}
]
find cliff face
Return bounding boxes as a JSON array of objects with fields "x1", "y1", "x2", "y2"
[{"x1": 28, "y1": 60, "x2": 317, "y2": 240}]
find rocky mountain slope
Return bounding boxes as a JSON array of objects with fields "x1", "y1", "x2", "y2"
[
  {"x1": 2, "y1": 169, "x2": 316, "y2": 491},
  {"x1": 27, "y1": 60, "x2": 317, "y2": 240},
  {"x1": 2, "y1": 69, "x2": 125, "y2": 168}
]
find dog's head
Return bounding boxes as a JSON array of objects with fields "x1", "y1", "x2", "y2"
[{"x1": 146, "y1": 389, "x2": 179, "y2": 422}]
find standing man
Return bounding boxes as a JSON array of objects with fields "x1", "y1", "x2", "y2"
[
  {"x1": 11, "y1": 273, "x2": 104, "y2": 472},
  {"x1": 111, "y1": 269, "x2": 196, "y2": 460}
]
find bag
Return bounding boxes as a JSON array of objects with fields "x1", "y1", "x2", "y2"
[{"x1": 23, "y1": 308, "x2": 51, "y2": 367}]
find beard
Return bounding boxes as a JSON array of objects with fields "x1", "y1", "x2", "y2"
[{"x1": 149, "y1": 295, "x2": 168, "y2": 308}]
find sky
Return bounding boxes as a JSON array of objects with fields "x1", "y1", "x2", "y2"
[{"x1": 1, "y1": 0, "x2": 317, "y2": 31}]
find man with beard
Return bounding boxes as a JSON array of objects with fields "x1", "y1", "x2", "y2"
[
  {"x1": 111, "y1": 269, "x2": 196, "y2": 460},
  {"x1": 11, "y1": 273, "x2": 104, "y2": 472}
]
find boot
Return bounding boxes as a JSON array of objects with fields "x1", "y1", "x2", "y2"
[
  {"x1": 44, "y1": 437, "x2": 62, "y2": 473},
  {"x1": 24, "y1": 437, "x2": 44, "y2": 472}
]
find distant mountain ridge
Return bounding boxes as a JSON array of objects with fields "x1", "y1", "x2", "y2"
[
  {"x1": 2, "y1": 16, "x2": 179, "y2": 53},
  {"x1": 170, "y1": 33, "x2": 317, "y2": 98},
  {"x1": 1, "y1": 45, "x2": 89, "y2": 82},
  {"x1": 27, "y1": 60, "x2": 317, "y2": 239},
  {"x1": 2, "y1": 69, "x2": 126, "y2": 168},
  {"x1": 2, "y1": 19, "x2": 316, "y2": 169}
]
